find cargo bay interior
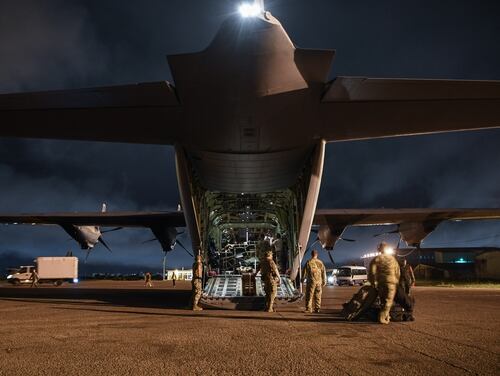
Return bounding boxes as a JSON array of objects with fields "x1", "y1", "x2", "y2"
[
  {"x1": 201, "y1": 191, "x2": 298, "y2": 299},
  {"x1": 182, "y1": 146, "x2": 318, "y2": 300}
]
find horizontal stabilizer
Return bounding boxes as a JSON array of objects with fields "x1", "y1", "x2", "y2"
[
  {"x1": 0, "y1": 82, "x2": 184, "y2": 144},
  {"x1": 320, "y1": 77, "x2": 500, "y2": 141}
]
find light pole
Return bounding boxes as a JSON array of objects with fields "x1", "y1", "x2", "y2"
[{"x1": 163, "y1": 251, "x2": 167, "y2": 281}]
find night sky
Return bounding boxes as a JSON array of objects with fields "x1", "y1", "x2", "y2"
[{"x1": 1, "y1": 0, "x2": 500, "y2": 273}]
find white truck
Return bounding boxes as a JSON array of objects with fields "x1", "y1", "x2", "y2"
[{"x1": 7, "y1": 257, "x2": 79, "y2": 286}]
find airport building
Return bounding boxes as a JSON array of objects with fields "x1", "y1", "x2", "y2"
[{"x1": 165, "y1": 268, "x2": 192, "y2": 281}]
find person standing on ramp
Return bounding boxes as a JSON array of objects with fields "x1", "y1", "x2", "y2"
[
  {"x1": 302, "y1": 250, "x2": 327, "y2": 313},
  {"x1": 256, "y1": 250, "x2": 281, "y2": 312},
  {"x1": 191, "y1": 254, "x2": 204, "y2": 311}
]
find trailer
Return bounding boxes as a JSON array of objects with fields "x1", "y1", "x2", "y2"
[{"x1": 7, "y1": 257, "x2": 78, "y2": 286}]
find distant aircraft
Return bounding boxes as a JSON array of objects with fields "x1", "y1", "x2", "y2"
[{"x1": 1, "y1": 1, "x2": 500, "y2": 304}]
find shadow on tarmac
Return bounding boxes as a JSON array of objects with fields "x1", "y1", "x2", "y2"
[
  {"x1": 48, "y1": 306, "x2": 367, "y2": 324},
  {"x1": 0, "y1": 287, "x2": 190, "y2": 309},
  {"x1": 0, "y1": 286, "x2": 378, "y2": 324}
]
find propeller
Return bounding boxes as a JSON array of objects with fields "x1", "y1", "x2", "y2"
[
  {"x1": 311, "y1": 227, "x2": 355, "y2": 242},
  {"x1": 176, "y1": 239, "x2": 194, "y2": 257},
  {"x1": 326, "y1": 250, "x2": 335, "y2": 265},
  {"x1": 340, "y1": 237, "x2": 356, "y2": 242},
  {"x1": 101, "y1": 227, "x2": 123, "y2": 234},
  {"x1": 142, "y1": 235, "x2": 194, "y2": 257},
  {"x1": 307, "y1": 236, "x2": 336, "y2": 265},
  {"x1": 98, "y1": 236, "x2": 112, "y2": 253},
  {"x1": 309, "y1": 227, "x2": 358, "y2": 266},
  {"x1": 373, "y1": 228, "x2": 399, "y2": 237}
]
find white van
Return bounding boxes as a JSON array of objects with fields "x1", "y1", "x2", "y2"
[
  {"x1": 6, "y1": 265, "x2": 35, "y2": 285},
  {"x1": 336, "y1": 266, "x2": 367, "y2": 286}
]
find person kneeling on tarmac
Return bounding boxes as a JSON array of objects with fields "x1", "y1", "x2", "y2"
[{"x1": 368, "y1": 242, "x2": 400, "y2": 324}]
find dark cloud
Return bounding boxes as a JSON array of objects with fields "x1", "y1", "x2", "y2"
[
  {"x1": 0, "y1": 140, "x2": 179, "y2": 211},
  {"x1": 319, "y1": 130, "x2": 500, "y2": 209},
  {"x1": 1, "y1": 0, "x2": 500, "y2": 269},
  {"x1": 0, "y1": 0, "x2": 111, "y2": 92}
]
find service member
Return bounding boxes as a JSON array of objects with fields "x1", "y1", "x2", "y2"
[
  {"x1": 368, "y1": 242, "x2": 401, "y2": 324},
  {"x1": 172, "y1": 271, "x2": 177, "y2": 287},
  {"x1": 144, "y1": 272, "x2": 153, "y2": 287},
  {"x1": 272, "y1": 234, "x2": 283, "y2": 264},
  {"x1": 30, "y1": 268, "x2": 39, "y2": 288},
  {"x1": 256, "y1": 250, "x2": 281, "y2": 312},
  {"x1": 399, "y1": 259, "x2": 415, "y2": 295},
  {"x1": 302, "y1": 250, "x2": 327, "y2": 313},
  {"x1": 191, "y1": 254, "x2": 204, "y2": 311},
  {"x1": 256, "y1": 233, "x2": 271, "y2": 262}
]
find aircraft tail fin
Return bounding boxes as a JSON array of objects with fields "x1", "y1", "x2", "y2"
[{"x1": 294, "y1": 48, "x2": 335, "y2": 84}]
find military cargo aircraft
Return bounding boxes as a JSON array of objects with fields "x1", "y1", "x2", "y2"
[{"x1": 1, "y1": 1, "x2": 500, "y2": 306}]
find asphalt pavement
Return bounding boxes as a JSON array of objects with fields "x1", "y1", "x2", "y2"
[{"x1": 0, "y1": 280, "x2": 498, "y2": 376}]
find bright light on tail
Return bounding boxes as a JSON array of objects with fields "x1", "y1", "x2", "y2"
[{"x1": 238, "y1": 2, "x2": 262, "y2": 17}]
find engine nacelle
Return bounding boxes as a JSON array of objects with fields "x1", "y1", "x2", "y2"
[
  {"x1": 398, "y1": 221, "x2": 439, "y2": 247},
  {"x1": 61, "y1": 224, "x2": 101, "y2": 249},
  {"x1": 317, "y1": 225, "x2": 343, "y2": 250},
  {"x1": 150, "y1": 225, "x2": 178, "y2": 253}
]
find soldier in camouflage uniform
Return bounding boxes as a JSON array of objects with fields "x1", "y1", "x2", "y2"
[
  {"x1": 191, "y1": 254, "x2": 204, "y2": 311},
  {"x1": 144, "y1": 272, "x2": 153, "y2": 288},
  {"x1": 368, "y1": 242, "x2": 401, "y2": 324},
  {"x1": 256, "y1": 250, "x2": 280, "y2": 312},
  {"x1": 256, "y1": 233, "x2": 271, "y2": 262},
  {"x1": 30, "y1": 268, "x2": 39, "y2": 288},
  {"x1": 302, "y1": 250, "x2": 327, "y2": 313},
  {"x1": 399, "y1": 258, "x2": 416, "y2": 295}
]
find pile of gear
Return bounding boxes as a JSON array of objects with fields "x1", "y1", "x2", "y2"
[{"x1": 341, "y1": 242, "x2": 416, "y2": 324}]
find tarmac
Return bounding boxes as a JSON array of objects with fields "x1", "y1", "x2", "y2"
[{"x1": 0, "y1": 280, "x2": 498, "y2": 376}]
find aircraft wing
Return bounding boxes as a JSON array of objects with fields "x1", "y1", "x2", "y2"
[
  {"x1": 314, "y1": 208, "x2": 500, "y2": 227},
  {"x1": 0, "y1": 82, "x2": 183, "y2": 144},
  {"x1": 0, "y1": 211, "x2": 186, "y2": 228},
  {"x1": 320, "y1": 77, "x2": 500, "y2": 141}
]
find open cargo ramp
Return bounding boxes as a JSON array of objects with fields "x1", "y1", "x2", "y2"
[{"x1": 201, "y1": 275, "x2": 302, "y2": 310}]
